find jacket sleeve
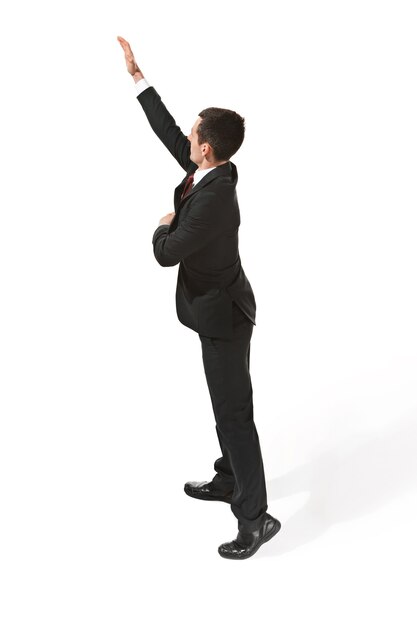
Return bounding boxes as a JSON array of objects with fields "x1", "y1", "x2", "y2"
[
  {"x1": 152, "y1": 191, "x2": 225, "y2": 267},
  {"x1": 137, "y1": 86, "x2": 191, "y2": 172}
]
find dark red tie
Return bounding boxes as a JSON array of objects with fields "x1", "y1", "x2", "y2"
[{"x1": 181, "y1": 174, "x2": 194, "y2": 199}]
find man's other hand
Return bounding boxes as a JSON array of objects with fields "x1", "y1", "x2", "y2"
[
  {"x1": 117, "y1": 36, "x2": 144, "y2": 82},
  {"x1": 159, "y1": 212, "x2": 176, "y2": 226}
]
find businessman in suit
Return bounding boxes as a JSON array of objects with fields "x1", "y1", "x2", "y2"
[{"x1": 118, "y1": 36, "x2": 281, "y2": 559}]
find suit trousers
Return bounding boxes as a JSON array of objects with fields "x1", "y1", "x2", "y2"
[{"x1": 198, "y1": 301, "x2": 268, "y2": 532}]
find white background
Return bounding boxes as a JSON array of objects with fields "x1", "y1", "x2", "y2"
[{"x1": 1, "y1": 0, "x2": 416, "y2": 624}]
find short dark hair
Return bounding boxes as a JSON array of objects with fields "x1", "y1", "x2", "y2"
[{"x1": 197, "y1": 107, "x2": 245, "y2": 161}]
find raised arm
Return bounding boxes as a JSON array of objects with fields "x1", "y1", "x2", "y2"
[{"x1": 117, "y1": 36, "x2": 192, "y2": 172}]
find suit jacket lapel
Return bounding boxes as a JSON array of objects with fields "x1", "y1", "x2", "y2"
[{"x1": 174, "y1": 161, "x2": 233, "y2": 210}]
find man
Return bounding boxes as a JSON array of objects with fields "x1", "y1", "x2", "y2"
[{"x1": 118, "y1": 36, "x2": 281, "y2": 559}]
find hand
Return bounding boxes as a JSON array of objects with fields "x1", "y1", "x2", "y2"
[
  {"x1": 117, "y1": 36, "x2": 144, "y2": 81},
  {"x1": 159, "y1": 212, "x2": 176, "y2": 226}
]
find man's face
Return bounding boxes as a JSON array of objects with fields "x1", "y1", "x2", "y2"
[{"x1": 188, "y1": 117, "x2": 207, "y2": 165}]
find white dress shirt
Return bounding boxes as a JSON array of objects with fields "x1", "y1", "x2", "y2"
[{"x1": 135, "y1": 78, "x2": 217, "y2": 186}]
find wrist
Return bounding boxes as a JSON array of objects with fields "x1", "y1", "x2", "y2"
[{"x1": 133, "y1": 70, "x2": 145, "y2": 83}]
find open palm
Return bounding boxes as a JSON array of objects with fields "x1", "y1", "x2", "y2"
[{"x1": 117, "y1": 36, "x2": 143, "y2": 78}]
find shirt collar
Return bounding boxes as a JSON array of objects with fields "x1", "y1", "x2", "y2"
[{"x1": 193, "y1": 166, "x2": 217, "y2": 186}]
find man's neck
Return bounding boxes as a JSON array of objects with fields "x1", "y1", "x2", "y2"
[{"x1": 197, "y1": 159, "x2": 228, "y2": 171}]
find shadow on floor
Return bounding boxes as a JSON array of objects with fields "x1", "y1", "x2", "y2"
[{"x1": 261, "y1": 409, "x2": 417, "y2": 557}]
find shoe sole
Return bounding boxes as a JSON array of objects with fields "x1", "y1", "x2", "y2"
[
  {"x1": 184, "y1": 486, "x2": 232, "y2": 504},
  {"x1": 218, "y1": 518, "x2": 282, "y2": 560}
]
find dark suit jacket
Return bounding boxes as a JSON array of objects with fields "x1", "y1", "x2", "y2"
[{"x1": 136, "y1": 85, "x2": 256, "y2": 339}]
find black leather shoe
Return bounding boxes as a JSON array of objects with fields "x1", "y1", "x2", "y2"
[
  {"x1": 218, "y1": 513, "x2": 281, "y2": 560},
  {"x1": 184, "y1": 480, "x2": 233, "y2": 504}
]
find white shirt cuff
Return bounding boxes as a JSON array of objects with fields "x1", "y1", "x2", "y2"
[{"x1": 135, "y1": 78, "x2": 150, "y2": 96}]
